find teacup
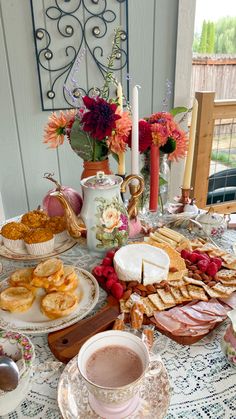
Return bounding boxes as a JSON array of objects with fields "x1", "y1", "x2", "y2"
[{"x1": 77, "y1": 330, "x2": 150, "y2": 416}]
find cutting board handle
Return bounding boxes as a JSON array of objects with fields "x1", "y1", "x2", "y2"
[{"x1": 48, "y1": 296, "x2": 120, "y2": 363}]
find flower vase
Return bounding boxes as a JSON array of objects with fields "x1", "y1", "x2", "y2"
[
  {"x1": 139, "y1": 151, "x2": 170, "y2": 226},
  {"x1": 81, "y1": 159, "x2": 113, "y2": 180}
]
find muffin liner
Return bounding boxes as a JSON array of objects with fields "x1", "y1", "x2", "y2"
[
  {"x1": 55, "y1": 230, "x2": 69, "y2": 244},
  {"x1": 25, "y1": 237, "x2": 55, "y2": 256},
  {"x1": 3, "y1": 237, "x2": 26, "y2": 253}
]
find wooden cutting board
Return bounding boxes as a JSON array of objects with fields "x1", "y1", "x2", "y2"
[{"x1": 48, "y1": 296, "x2": 120, "y2": 363}]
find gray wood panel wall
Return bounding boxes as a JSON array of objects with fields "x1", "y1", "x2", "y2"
[{"x1": 0, "y1": 0, "x2": 188, "y2": 219}]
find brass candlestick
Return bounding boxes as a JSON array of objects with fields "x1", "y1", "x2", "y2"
[{"x1": 120, "y1": 175, "x2": 144, "y2": 219}]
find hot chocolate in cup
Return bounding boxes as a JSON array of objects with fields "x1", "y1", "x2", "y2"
[{"x1": 77, "y1": 330, "x2": 150, "y2": 416}]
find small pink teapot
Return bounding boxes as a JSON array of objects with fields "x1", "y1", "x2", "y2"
[{"x1": 221, "y1": 309, "x2": 236, "y2": 367}]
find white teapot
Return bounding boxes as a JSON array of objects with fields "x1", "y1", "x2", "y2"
[{"x1": 195, "y1": 207, "x2": 229, "y2": 238}]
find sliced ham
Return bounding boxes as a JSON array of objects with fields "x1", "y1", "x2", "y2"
[
  {"x1": 179, "y1": 306, "x2": 222, "y2": 323},
  {"x1": 191, "y1": 299, "x2": 228, "y2": 317},
  {"x1": 218, "y1": 292, "x2": 236, "y2": 309},
  {"x1": 153, "y1": 311, "x2": 183, "y2": 333},
  {"x1": 168, "y1": 307, "x2": 200, "y2": 326}
]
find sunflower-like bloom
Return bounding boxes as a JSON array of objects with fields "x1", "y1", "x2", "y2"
[
  {"x1": 81, "y1": 96, "x2": 121, "y2": 140},
  {"x1": 43, "y1": 110, "x2": 76, "y2": 148},
  {"x1": 107, "y1": 109, "x2": 132, "y2": 154}
]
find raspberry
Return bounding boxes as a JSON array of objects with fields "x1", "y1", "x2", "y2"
[
  {"x1": 206, "y1": 262, "x2": 218, "y2": 277},
  {"x1": 102, "y1": 266, "x2": 115, "y2": 278},
  {"x1": 96, "y1": 276, "x2": 106, "y2": 287},
  {"x1": 197, "y1": 259, "x2": 209, "y2": 273},
  {"x1": 102, "y1": 257, "x2": 113, "y2": 266},
  {"x1": 211, "y1": 257, "x2": 222, "y2": 270},
  {"x1": 107, "y1": 272, "x2": 119, "y2": 283},
  {"x1": 111, "y1": 282, "x2": 124, "y2": 300},
  {"x1": 188, "y1": 253, "x2": 198, "y2": 263},
  {"x1": 181, "y1": 250, "x2": 191, "y2": 260},
  {"x1": 106, "y1": 250, "x2": 117, "y2": 259},
  {"x1": 197, "y1": 253, "x2": 210, "y2": 262},
  {"x1": 92, "y1": 265, "x2": 103, "y2": 278},
  {"x1": 106, "y1": 278, "x2": 116, "y2": 290}
]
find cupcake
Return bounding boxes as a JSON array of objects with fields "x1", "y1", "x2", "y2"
[
  {"x1": 45, "y1": 216, "x2": 68, "y2": 243},
  {"x1": 1, "y1": 222, "x2": 30, "y2": 252},
  {"x1": 24, "y1": 228, "x2": 54, "y2": 256},
  {"x1": 21, "y1": 210, "x2": 49, "y2": 229}
]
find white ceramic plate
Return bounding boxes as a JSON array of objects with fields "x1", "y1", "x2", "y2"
[
  {"x1": 0, "y1": 237, "x2": 77, "y2": 261},
  {"x1": 0, "y1": 267, "x2": 99, "y2": 334},
  {"x1": 58, "y1": 354, "x2": 170, "y2": 419}
]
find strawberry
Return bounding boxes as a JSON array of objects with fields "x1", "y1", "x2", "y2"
[
  {"x1": 111, "y1": 282, "x2": 124, "y2": 300},
  {"x1": 197, "y1": 259, "x2": 209, "y2": 273},
  {"x1": 181, "y1": 249, "x2": 191, "y2": 260},
  {"x1": 102, "y1": 257, "x2": 113, "y2": 266},
  {"x1": 188, "y1": 252, "x2": 198, "y2": 263},
  {"x1": 106, "y1": 278, "x2": 116, "y2": 290},
  {"x1": 107, "y1": 272, "x2": 119, "y2": 283},
  {"x1": 206, "y1": 262, "x2": 218, "y2": 277},
  {"x1": 211, "y1": 257, "x2": 222, "y2": 270},
  {"x1": 102, "y1": 266, "x2": 115, "y2": 278},
  {"x1": 106, "y1": 250, "x2": 117, "y2": 259},
  {"x1": 92, "y1": 265, "x2": 103, "y2": 278}
]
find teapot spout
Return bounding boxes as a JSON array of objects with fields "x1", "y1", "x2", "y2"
[{"x1": 50, "y1": 191, "x2": 86, "y2": 239}]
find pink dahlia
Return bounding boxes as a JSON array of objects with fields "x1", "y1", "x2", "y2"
[{"x1": 44, "y1": 110, "x2": 76, "y2": 148}]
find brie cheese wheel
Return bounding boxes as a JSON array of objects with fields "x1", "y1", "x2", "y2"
[
  {"x1": 143, "y1": 260, "x2": 168, "y2": 285},
  {"x1": 114, "y1": 244, "x2": 170, "y2": 284}
]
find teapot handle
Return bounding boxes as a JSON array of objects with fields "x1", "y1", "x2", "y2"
[{"x1": 120, "y1": 175, "x2": 144, "y2": 219}]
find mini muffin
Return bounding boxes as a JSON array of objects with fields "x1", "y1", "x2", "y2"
[
  {"x1": 24, "y1": 228, "x2": 54, "y2": 256},
  {"x1": 1, "y1": 222, "x2": 30, "y2": 252},
  {"x1": 45, "y1": 216, "x2": 68, "y2": 243},
  {"x1": 0, "y1": 286, "x2": 35, "y2": 312},
  {"x1": 21, "y1": 210, "x2": 49, "y2": 229}
]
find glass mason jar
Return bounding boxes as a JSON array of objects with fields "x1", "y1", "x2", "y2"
[{"x1": 139, "y1": 150, "x2": 170, "y2": 217}]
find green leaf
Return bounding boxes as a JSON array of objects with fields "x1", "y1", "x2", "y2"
[
  {"x1": 159, "y1": 175, "x2": 167, "y2": 187},
  {"x1": 169, "y1": 107, "x2": 188, "y2": 116},
  {"x1": 70, "y1": 119, "x2": 93, "y2": 161},
  {"x1": 111, "y1": 152, "x2": 119, "y2": 163}
]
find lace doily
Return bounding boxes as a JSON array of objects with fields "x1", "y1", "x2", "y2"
[{"x1": 0, "y1": 234, "x2": 236, "y2": 418}]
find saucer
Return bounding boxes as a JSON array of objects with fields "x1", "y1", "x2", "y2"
[{"x1": 58, "y1": 355, "x2": 170, "y2": 418}]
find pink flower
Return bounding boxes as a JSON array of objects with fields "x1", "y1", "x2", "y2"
[
  {"x1": 167, "y1": 129, "x2": 188, "y2": 161},
  {"x1": 151, "y1": 123, "x2": 169, "y2": 147}
]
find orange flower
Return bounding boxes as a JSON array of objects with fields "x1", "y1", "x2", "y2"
[
  {"x1": 107, "y1": 110, "x2": 132, "y2": 154},
  {"x1": 168, "y1": 130, "x2": 188, "y2": 161},
  {"x1": 150, "y1": 123, "x2": 169, "y2": 147},
  {"x1": 43, "y1": 110, "x2": 76, "y2": 148}
]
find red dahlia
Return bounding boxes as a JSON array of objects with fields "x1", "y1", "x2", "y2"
[
  {"x1": 81, "y1": 96, "x2": 121, "y2": 140},
  {"x1": 127, "y1": 119, "x2": 153, "y2": 152}
]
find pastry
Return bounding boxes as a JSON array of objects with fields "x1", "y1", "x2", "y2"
[
  {"x1": 46, "y1": 265, "x2": 78, "y2": 293},
  {"x1": 1, "y1": 222, "x2": 30, "y2": 252},
  {"x1": 9, "y1": 267, "x2": 36, "y2": 292},
  {"x1": 21, "y1": 210, "x2": 49, "y2": 229},
  {"x1": 0, "y1": 286, "x2": 35, "y2": 312},
  {"x1": 41, "y1": 291, "x2": 78, "y2": 319},
  {"x1": 24, "y1": 228, "x2": 54, "y2": 256},
  {"x1": 31, "y1": 258, "x2": 64, "y2": 288}
]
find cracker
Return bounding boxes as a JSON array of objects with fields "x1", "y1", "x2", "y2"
[
  {"x1": 208, "y1": 248, "x2": 227, "y2": 258},
  {"x1": 218, "y1": 278, "x2": 236, "y2": 286},
  {"x1": 157, "y1": 289, "x2": 176, "y2": 305},
  {"x1": 141, "y1": 297, "x2": 156, "y2": 317},
  {"x1": 216, "y1": 269, "x2": 236, "y2": 280},
  {"x1": 187, "y1": 285, "x2": 208, "y2": 301},
  {"x1": 148, "y1": 294, "x2": 166, "y2": 311},
  {"x1": 169, "y1": 279, "x2": 186, "y2": 287},
  {"x1": 221, "y1": 253, "x2": 236, "y2": 269},
  {"x1": 184, "y1": 276, "x2": 204, "y2": 287},
  {"x1": 179, "y1": 285, "x2": 191, "y2": 300},
  {"x1": 119, "y1": 300, "x2": 130, "y2": 313},
  {"x1": 168, "y1": 269, "x2": 188, "y2": 282},
  {"x1": 202, "y1": 284, "x2": 227, "y2": 298},
  {"x1": 198, "y1": 243, "x2": 218, "y2": 253},
  {"x1": 170, "y1": 287, "x2": 184, "y2": 304},
  {"x1": 212, "y1": 283, "x2": 236, "y2": 295}
]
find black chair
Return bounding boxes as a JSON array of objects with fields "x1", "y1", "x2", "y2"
[{"x1": 207, "y1": 168, "x2": 236, "y2": 204}]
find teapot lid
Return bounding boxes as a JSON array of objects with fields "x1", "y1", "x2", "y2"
[{"x1": 83, "y1": 171, "x2": 119, "y2": 189}]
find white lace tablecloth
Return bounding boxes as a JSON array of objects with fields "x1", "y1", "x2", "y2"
[{"x1": 0, "y1": 231, "x2": 236, "y2": 419}]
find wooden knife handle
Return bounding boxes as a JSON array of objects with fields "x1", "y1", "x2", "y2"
[{"x1": 48, "y1": 296, "x2": 120, "y2": 363}]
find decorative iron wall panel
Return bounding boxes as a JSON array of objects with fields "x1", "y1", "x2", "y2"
[{"x1": 30, "y1": 0, "x2": 129, "y2": 111}]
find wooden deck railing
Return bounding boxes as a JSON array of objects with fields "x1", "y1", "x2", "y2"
[{"x1": 191, "y1": 91, "x2": 236, "y2": 214}]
